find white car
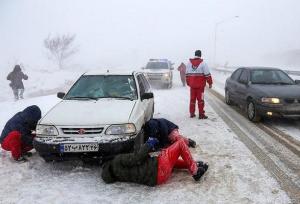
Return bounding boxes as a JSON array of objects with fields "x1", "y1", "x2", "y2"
[
  {"x1": 33, "y1": 70, "x2": 154, "y2": 162},
  {"x1": 142, "y1": 59, "x2": 174, "y2": 89}
]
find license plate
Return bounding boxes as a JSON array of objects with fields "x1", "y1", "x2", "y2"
[{"x1": 60, "y1": 143, "x2": 99, "y2": 153}]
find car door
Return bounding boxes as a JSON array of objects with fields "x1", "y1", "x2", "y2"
[
  {"x1": 140, "y1": 73, "x2": 154, "y2": 120},
  {"x1": 226, "y1": 68, "x2": 243, "y2": 102},
  {"x1": 235, "y1": 69, "x2": 250, "y2": 107},
  {"x1": 136, "y1": 74, "x2": 151, "y2": 122}
]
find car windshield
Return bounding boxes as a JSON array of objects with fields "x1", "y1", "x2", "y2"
[
  {"x1": 145, "y1": 62, "x2": 169, "y2": 69},
  {"x1": 65, "y1": 75, "x2": 138, "y2": 100},
  {"x1": 250, "y1": 69, "x2": 295, "y2": 85}
]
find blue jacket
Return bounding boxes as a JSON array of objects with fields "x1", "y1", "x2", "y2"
[
  {"x1": 144, "y1": 118, "x2": 178, "y2": 148},
  {"x1": 0, "y1": 105, "x2": 41, "y2": 146}
]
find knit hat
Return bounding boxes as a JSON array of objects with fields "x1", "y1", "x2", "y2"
[{"x1": 195, "y1": 50, "x2": 202, "y2": 57}]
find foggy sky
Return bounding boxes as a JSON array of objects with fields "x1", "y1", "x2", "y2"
[{"x1": 0, "y1": 0, "x2": 300, "y2": 70}]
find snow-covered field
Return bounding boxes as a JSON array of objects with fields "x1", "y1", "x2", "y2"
[{"x1": 0, "y1": 69, "x2": 292, "y2": 203}]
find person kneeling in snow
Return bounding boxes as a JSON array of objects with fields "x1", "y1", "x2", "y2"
[
  {"x1": 144, "y1": 118, "x2": 196, "y2": 149},
  {"x1": 101, "y1": 137, "x2": 208, "y2": 186},
  {"x1": 0, "y1": 105, "x2": 41, "y2": 162}
]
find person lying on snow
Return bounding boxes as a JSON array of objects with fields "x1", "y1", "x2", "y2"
[
  {"x1": 144, "y1": 118, "x2": 196, "y2": 149},
  {"x1": 0, "y1": 105, "x2": 41, "y2": 162},
  {"x1": 101, "y1": 137, "x2": 208, "y2": 186}
]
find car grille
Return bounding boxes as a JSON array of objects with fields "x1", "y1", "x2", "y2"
[
  {"x1": 284, "y1": 98, "x2": 300, "y2": 104},
  {"x1": 146, "y1": 73, "x2": 163, "y2": 80},
  {"x1": 61, "y1": 127, "x2": 104, "y2": 135}
]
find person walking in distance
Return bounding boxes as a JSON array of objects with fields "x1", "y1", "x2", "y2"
[
  {"x1": 7, "y1": 64, "x2": 28, "y2": 101},
  {"x1": 186, "y1": 50, "x2": 213, "y2": 119},
  {"x1": 177, "y1": 62, "x2": 186, "y2": 86}
]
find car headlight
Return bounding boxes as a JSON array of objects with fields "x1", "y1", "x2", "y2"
[
  {"x1": 163, "y1": 73, "x2": 170, "y2": 78},
  {"x1": 261, "y1": 97, "x2": 280, "y2": 104},
  {"x1": 36, "y1": 125, "x2": 59, "y2": 136},
  {"x1": 105, "y1": 123, "x2": 136, "y2": 135}
]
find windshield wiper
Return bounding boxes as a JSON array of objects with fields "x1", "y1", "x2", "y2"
[
  {"x1": 66, "y1": 96, "x2": 98, "y2": 101},
  {"x1": 106, "y1": 96, "x2": 133, "y2": 100}
]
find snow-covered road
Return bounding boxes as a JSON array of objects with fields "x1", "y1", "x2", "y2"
[{"x1": 0, "y1": 72, "x2": 293, "y2": 204}]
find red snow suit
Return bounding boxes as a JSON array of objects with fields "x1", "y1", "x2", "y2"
[
  {"x1": 156, "y1": 139, "x2": 198, "y2": 185},
  {"x1": 1, "y1": 131, "x2": 33, "y2": 160},
  {"x1": 185, "y1": 58, "x2": 213, "y2": 116}
]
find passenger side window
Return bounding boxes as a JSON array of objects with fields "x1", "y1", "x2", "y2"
[
  {"x1": 231, "y1": 68, "x2": 242, "y2": 81},
  {"x1": 238, "y1": 70, "x2": 249, "y2": 84},
  {"x1": 137, "y1": 75, "x2": 145, "y2": 95}
]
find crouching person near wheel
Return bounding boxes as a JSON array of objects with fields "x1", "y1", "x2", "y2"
[
  {"x1": 0, "y1": 105, "x2": 41, "y2": 162},
  {"x1": 144, "y1": 118, "x2": 197, "y2": 149},
  {"x1": 101, "y1": 137, "x2": 208, "y2": 186}
]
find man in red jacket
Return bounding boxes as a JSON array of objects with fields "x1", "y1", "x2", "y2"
[{"x1": 186, "y1": 50, "x2": 213, "y2": 119}]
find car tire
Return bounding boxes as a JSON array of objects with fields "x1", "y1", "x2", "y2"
[
  {"x1": 133, "y1": 130, "x2": 145, "y2": 152},
  {"x1": 225, "y1": 90, "x2": 233, "y2": 105},
  {"x1": 247, "y1": 101, "x2": 261, "y2": 122},
  {"x1": 40, "y1": 154, "x2": 54, "y2": 162}
]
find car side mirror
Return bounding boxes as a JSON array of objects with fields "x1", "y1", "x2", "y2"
[
  {"x1": 57, "y1": 92, "x2": 65, "y2": 99},
  {"x1": 141, "y1": 92, "x2": 154, "y2": 100},
  {"x1": 295, "y1": 80, "x2": 300, "y2": 84}
]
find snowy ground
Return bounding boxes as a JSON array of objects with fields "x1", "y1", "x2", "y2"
[{"x1": 0, "y1": 69, "x2": 293, "y2": 203}]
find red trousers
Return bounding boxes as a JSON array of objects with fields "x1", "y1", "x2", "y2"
[
  {"x1": 168, "y1": 129, "x2": 189, "y2": 145},
  {"x1": 189, "y1": 88, "x2": 205, "y2": 115},
  {"x1": 1, "y1": 131, "x2": 32, "y2": 160},
  {"x1": 156, "y1": 139, "x2": 198, "y2": 185}
]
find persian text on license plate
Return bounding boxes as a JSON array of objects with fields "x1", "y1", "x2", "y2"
[{"x1": 60, "y1": 144, "x2": 99, "y2": 152}]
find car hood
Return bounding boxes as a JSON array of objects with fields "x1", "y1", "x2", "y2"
[
  {"x1": 143, "y1": 69, "x2": 169, "y2": 73},
  {"x1": 251, "y1": 84, "x2": 300, "y2": 98},
  {"x1": 40, "y1": 99, "x2": 136, "y2": 125}
]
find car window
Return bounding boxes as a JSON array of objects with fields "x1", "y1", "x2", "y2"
[
  {"x1": 238, "y1": 70, "x2": 248, "y2": 84},
  {"x1": 145, "y1": 62, "x2": 169, "y2": 69},
  {"x1": 251, "y1": 69, "x2": 294, "y2": 84},
  {"x1": 231, "y1": 68, "x2": 242, "y2": 81},
  {"x1": 65, "y1": 75, "x2": 138, "y2": 100},
  {"x1": 137, "y1": 75, "x2": 146, "y2": 95},
  {"x1": 141, "y1": 74, "x2": 150, "y2": 92}
]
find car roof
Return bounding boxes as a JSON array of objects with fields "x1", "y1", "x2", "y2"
[
  {"x1": 238, "y1": 66, "x2": 282, "y2": 71},
  {"x1": 83, "y1": 69, "x2": 142, "y2": 76}
]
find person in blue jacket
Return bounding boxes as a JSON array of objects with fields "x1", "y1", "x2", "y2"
[
  {"x1": 0, "y1": 105, "x2": 41, "y2": 161},
  {"x1": 144, "y1": 118, "x2": 196, "y2": 149}
]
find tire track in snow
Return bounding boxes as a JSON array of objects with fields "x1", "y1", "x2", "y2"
[{"x1": 206, "y1": 91, "x2": 300, "y2": 203}]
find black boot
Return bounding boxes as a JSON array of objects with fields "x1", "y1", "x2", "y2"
[
  {"x1": 188, "y1": 138, "x2": 196, "y2": 148},
  {"x1": 193, "y1": 163, "x2": 209, "y2": 181},
  {"x1": 199, "y1": 114, "x2": 208, "y2": 119}
]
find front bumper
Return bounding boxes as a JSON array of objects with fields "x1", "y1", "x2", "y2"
[
  {"x1": 256, "y1": 103, "x2": 300, "y2": 117},
  {"x1": 33, "y1": 134, "x2": 136, "y2": 157}
]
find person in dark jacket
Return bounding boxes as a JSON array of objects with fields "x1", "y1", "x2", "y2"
[
  {"x1": 7, "y1": 64, "x2": 28, "y2": 101},
  {"x1": 101, "y1": 137, "x2": 208, "y2": 186},
  {"x1": 0, "y1": 105, "x2": 41, "y2": 161},
  {"x1": 144, "y1": 118, "x2": 196, "y2": 149}
]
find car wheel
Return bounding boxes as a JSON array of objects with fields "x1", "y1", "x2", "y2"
[
  {"x1": 225, "y1": 90, "x2": 233, "y2": 105},
  {"x1": 133, "y1": 131, "x2": 145, "y2": 152},
  {"x1": 40, "y1": 154, "x2": 54, "y2": 162},
  {"x1": 247, "y1": 101, "x2": 261, "y2": 122}
]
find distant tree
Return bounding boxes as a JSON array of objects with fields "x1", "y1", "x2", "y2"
[{"x1": 44, "y1": 34, "x2": 78, "y2": 69}]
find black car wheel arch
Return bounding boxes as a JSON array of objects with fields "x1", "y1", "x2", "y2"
[{"x1": 247, "y1": 100, "x2": 261, "y2": 122}]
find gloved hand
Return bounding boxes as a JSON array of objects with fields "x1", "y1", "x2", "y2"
[{"x1": 146, "y1": 137, "x2": 159, "y2": 150}]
